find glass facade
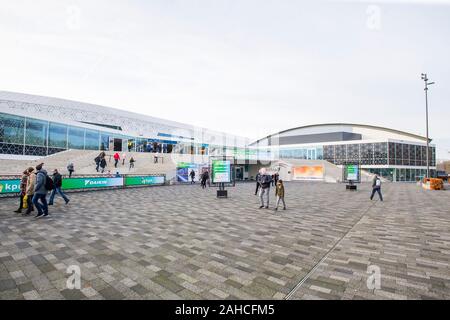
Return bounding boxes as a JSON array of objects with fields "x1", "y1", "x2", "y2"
[
  {"x1": 48, "y1": 123, "x2": 67, "y2": 148},
  {"x1": 388, "y1": 142, "x2": 435, "y2": 167},
  {"x1": 278, "y1": 147, "x2": 323, "y2": 160},
  {"x1": 0, "y1": 112, "x2": 212, "y2": 157},
  {"x1": 25, "y1": 118, "x2": 47, "y2": 147}
]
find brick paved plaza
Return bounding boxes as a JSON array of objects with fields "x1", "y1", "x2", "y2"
[{"x1": 0, "y1": 182, "x2": 449, "y2": 300}]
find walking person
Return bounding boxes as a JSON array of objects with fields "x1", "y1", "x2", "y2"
[
  {"x1": 23, "y1": 167, "x2": 35, "y2": 215},
  {"x1": 32, "y1": 163, "x2": 51, "y2": 218},
  {"x1": 258, "y1": 168, "x2": 272, "y2": 209},
  {"x1": 95, "y1": 155, "x2": 101, "y2": 172},
  {"x1": 370, "y1": 174, "x2": 383, "y2": 201},
  {"x1": 189, "y1": 169, "x2": 196, "y2": 184},
  {"x1": 48, "y1": 169, "x2": 70, "y2": 206},
  {"x1": 255, "y1": 172, "x2": 261, "y2": 195},
  {"x1": 271, "y1": 174, "x2": 275, "y2": 186},
  {"x1": 129, "y1": 157, "x2": 135, "y2": 169},
  {"x1": 67, "y1": 162, "x2": 74, "y2": 178},
  {"x1": 14, "y1": 169, "x2": 30, "y2": 214},
  {"x1": 274, "y1": 180, "x2": 286, "y2": 211},
  {"x1": 201, "y1": 170, "x2": 209, "y2": 189},
  {"x1": 100, "y1": 157, "x2": 107, "y2": 173},
  {"x1": 122, "y1": 152, "x2": 127, "y2": 166},
  {"x1": 113, "y1": 152, "x2": 120, "y2": 168},
  {"x1": 274, "y1": 173, "x2": 279, "y2": 186}
]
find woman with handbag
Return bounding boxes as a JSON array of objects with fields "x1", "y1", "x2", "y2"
[
  {"x1": 23, "y1": 167, "x2": 36, "y2": 215},
  {"x1": 14, "y1": 169, "x2": 29, "y2": 214}
]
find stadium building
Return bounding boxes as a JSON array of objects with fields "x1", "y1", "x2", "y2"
[
  {"x1": 0, "y1": 91, "x2": 249, "y2": 158},
  {"x1": 0, "y1": 91, "x2": 436, "y2": 182},
  {"x1": 250, "y1": 124, "x2": 436, "y2": 182}
]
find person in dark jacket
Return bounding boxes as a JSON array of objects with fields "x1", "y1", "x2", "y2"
[
  {"x1": 129, "y1": 157, "x2": 135, "y2": 169},
  {"x1": 14, "y1": 169, "x2": 30, "y2": 214},
  {"x1": 274, "y1": 173, "x2": 279, "y2": 186},
  {"x1": 67, "y1": 163, "x2": 74, "y2": 178},
  {"x1": 258, "y1": 168, "x2": 272, "y2": 209},
  {"x1": 32, "y1": 163, "x2": 49, "y2": 218},
  {"x1": 370, "y1": 175, "x2": 383, "y2": 201},
  {"x1": 255, "y1": 172, "x2": 261, "y2": 195},
  {"x1": 189, "y1": 169, "x2": 196, "y2": 184},
  {"x1": 49, "y1": 169, "x2": 70, "y2": 205},
  {"x1": 100, "y1": 157, "x2": 107, "y2": 173},
  {"x1": 201, "y1": 170, "x2": 209, "y2": 189}
]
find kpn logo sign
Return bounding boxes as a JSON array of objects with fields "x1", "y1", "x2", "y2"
[{"x1": 0, "y1": 179, "x2": 21, "y2": 194}]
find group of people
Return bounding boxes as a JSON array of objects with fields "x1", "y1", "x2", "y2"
[
  {"x1": 188, "y1": 170, "x2": 210, "y2": 189},
  {"x1": 255, "y1": 169, "x2": 285, "y2": 211},
  {"x1": 254, "y1": 169, "x2": 383, "y2": 211},
  {"x1": 94, "y1": 152, "x2": 136, "y2": 173},
  {"x1": 14, "y1": 163, "x2": 70, "y2": 218}
]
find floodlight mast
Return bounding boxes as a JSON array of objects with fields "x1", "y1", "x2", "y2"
[{"x1": 421, "y1": 73, "x2": 435, "y2": 179}]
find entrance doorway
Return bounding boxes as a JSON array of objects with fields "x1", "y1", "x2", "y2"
[
  {"x1": 235, "y1": 166, "x2": 244, "y2": 181},
  {"x1": 113, "y1": 138, "x2": 123, "y2": 152},
  {"x1": 307, "y1": 149, "x2": 316, "y2": 160}
]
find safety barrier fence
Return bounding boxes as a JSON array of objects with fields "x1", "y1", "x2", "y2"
[{"x1": 0, "y1": 174, "x2": 166, "y2": 198}]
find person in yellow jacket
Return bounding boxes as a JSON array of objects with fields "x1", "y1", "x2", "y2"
[
  {"x1": 274, "y1": 179, "x2": 286, "y2": 211},
  {"x1": 23, "y1": 167, "x2": 35, "y2": 215}
]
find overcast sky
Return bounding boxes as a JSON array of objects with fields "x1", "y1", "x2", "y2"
[{"x1": 0, "y1": 0, "x2": 449, "y2": 159}]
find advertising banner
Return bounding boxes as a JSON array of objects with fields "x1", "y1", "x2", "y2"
[
  {"x1": 124, "y1": 176, "x2": 165, "y2": 186},
  {"x1": 176, "y1": 163, "x2": 197, "y2": 183},
  {"x1": 212, "y1": 160, "x2": 231, "y2": 183},
  {"x1": 293, "y1": 166, "x2": 324, "y2": 180},
  {"x1": 0, "y1": 179, "x2": 21, "y2": 194},
  {"x1": 346, "y1": 164, "x2": 359, "y2": 181},
  {"x1": 62, "y1": 177, "x2": 123, "y2": 190}
]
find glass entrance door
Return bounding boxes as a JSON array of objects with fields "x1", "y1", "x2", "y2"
[{"x1": 307, "y1": 149, "x2": 316, "y2": 160}]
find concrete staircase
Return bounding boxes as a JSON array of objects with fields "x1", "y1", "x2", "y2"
[
  {"x1": 0, "y1": 150, "x2": 389, "y2": 184},
  {"x1": 0, "y1": 150, "x2": 198, "y2": 179}
]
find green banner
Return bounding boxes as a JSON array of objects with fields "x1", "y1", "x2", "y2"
[
  {"x1": 212, "y1": 160, "x2": 231, "y2": 183},
  {"x1": 346, "y1": 164, "x2": 359, "y2": 181},
  {"x1": 0, "y1": 179, "x2": 21, "y2": 194},
  {"x1": 62, "y1": 177, "x2": 123, "y2": 190},
  {"x1": 124, "y1": 176, "x2": 165, "y2": 186}
]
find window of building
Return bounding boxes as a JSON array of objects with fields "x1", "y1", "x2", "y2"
[
  {"x1": 48, "y1": 123, "x2": 68, "y2": 148},
  {"x1": 0, "y1": 113, "x2": 24, "y2": 144},
  {"x1": 68, "y1": 127, "x2": 85, "y2": 149},
  {"x1": 25, "y1": 118, "x2": 48, "y2": 146},
  {"x1": 85, "y1": 130, "x2": 100, "y2": 150}
]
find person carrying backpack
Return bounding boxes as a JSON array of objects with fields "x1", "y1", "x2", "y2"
[
  {"x1": 370, "y1": 174, "x2": 383, "y2": 201},
  {"x1": 67, "y1": 162, "x2": 74, "y2": 178},
  {"x1": 100, "y1": 157, "x2": 107, "y2": 173},
  {"x1": 49, "y1": 169, "x2": 70, "y2": 206},
  {"x1": 33, "y1": 163, "x2": 51, "y2": 218},
  {"x1": 258, "y1": 168, "x2": 272, "y2": 209}
]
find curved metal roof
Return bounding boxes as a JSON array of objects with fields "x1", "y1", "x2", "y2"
[{"x1": 251, "y1": 123, "x2": 430, "y2": 145}]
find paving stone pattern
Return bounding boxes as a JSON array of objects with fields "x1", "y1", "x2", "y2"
[{"x1": 0, "y1": 182, "x2": 449, "y2": 300}]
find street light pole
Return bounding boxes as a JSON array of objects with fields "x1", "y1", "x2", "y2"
[{"x1": 421, "y1": 73, "x2": 435, "y2": 179}]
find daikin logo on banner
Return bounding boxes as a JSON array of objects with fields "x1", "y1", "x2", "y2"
[{"x1": 84, "y1": 179, "x2": 108, "y2": 186}]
